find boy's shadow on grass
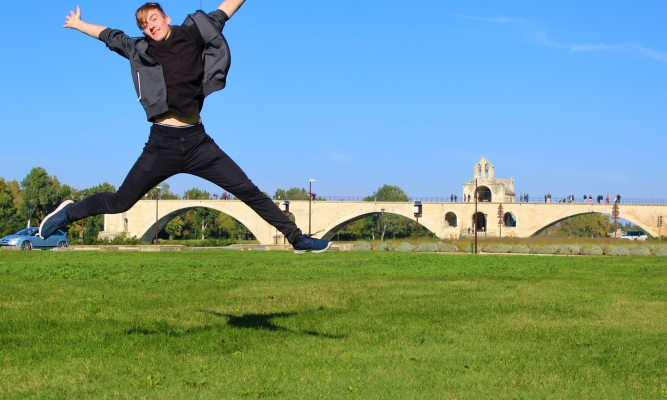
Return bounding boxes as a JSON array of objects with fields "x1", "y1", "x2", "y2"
[{"x1": 204, "y1": 310, "x2": 345, "y2": 339}]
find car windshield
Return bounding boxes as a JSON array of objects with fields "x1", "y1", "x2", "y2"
[{"x1": 15, "y1": 227, "x2": 38, "y2": 236}]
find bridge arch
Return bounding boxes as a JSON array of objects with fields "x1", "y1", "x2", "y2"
[
  {"x1": 503, "y1": 211, "x2": 517, "y2": 227},
  {"x1": 472, "y1": 212, "x2": 487, "y2": 232},
  {"x1": 529, "y1": 211, "x2": 654, "y2": 237},
  {"x1": 320, "y1": 207, "x2": 440, "y2": 241},
  {"x1": 445, "y1": 211, "x2": 458, "y2": 228},
  {"x1": 477, "y1": 186, "x2": 492, "y2": 202},
  {"x1": 138, "y1": 204, "x2": 262, "y2": 242}
]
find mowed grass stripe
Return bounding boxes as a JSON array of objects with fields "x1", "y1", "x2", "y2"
[{"x1": 0, "y1": 251, "x2": 665, "y2": 399}]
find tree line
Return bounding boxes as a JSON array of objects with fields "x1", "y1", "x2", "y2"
[{"x1": 0, "y1": 168, "x2": 255, "y2": 244}]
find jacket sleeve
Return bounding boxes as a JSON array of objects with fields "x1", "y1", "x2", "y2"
[
  {"x1": 206, "y1": 9, "x2": 229, "y2": 33},
  {"x1": 98, "y1": 28, "x2": 136, "y2": 59}
]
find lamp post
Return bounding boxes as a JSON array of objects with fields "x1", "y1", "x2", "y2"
[
  {"x1": 80, "y1": 193, "x2": 85, "y2": 245},
  {"x1": 155, "y1": 185, "x2": 162, "y2": 244},
  {"x1": 281, "y1": 201, "x2": 290, "y2": 244},
  {"x1": 309, "y1": 179, "x2": 316, "y2": 235},
  {"x1": 413, "y1": 201, "x2": 422, "y2": 240}
]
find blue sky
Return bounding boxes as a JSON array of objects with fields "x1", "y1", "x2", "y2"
[{"x1": 2, "y1": 1, "x2": 666, "y2": 200}]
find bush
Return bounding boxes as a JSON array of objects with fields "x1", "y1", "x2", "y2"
[
  {"x1": 202, "y1": 238, "x2": 236, "y2": 247},
  {"x1": 581, "y1": 245, "x2": 603, "y2": 256},
  {"x1": 415, "y1": 243, "x2": 438, "y2": 252},
  {"x1": 606, "y1": 246, "x2": 630, "y2": 256},
  {"x1": 629, "y1": 246, "x2": 651, "y2": 256},
  {"x1": 107, "y1": 233, "x2": 142, "y2": 245},
  {"x1": 509, "y1": 244, "x2": 530, "y2": 254},
  {"x1": 352, "y1": 241, "x2": 372, "y2": 251},
  {"x1": 653, "y1": 246, "x2": 667, "y2": 256},
  {"x1": 558, "y1": 244, "x2": 581, "y2": 256},
  {"x1": 373, "y1": 243, "x2": 392, "y2": 252},
  {"x1": 394, "y1": 242, "x2": 414, "y2": 252},
  {"x1": 532, "y1": 244, "x2": 560, "y2": 255},
  {"x1": 178, "y1": 238, "x2": 236, "y2": 247},
  {"x1": 486, "y1": 244, "x2": 512, "y2": 254},
  {"x1": 438, "y1": 243, "x2": 459, "y2": 253}
]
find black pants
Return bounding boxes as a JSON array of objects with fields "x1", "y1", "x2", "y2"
[{"x1": 67, "y1": 123, "x2": 302, "y2": 244}]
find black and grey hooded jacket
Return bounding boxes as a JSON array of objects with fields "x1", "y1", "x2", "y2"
[{"x1": 98, "y1": 10, "x2": 230, "y2": 121}]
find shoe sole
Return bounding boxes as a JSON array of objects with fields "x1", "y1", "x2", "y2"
[
  {"x1": 293, "y1": 241, "x2": 332, "y2": 254},
  {"x1": 39, "y1": 200, "x2": 74, "y2": 239}
]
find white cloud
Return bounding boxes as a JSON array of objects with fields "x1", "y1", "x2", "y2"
[
  {"x1": 456, "y1": 12, "x2": 666, "y2": 64},
  {"x1": 571, "y1": 43, "x2": 667, "y2": 64},
  {"x1": 454, "y1": 12, "x2": 564, "y2": 48}
]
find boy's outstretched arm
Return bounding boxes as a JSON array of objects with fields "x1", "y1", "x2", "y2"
[
  {"x1": 63, "y1": 6, "x2": 107, "y2": 39},
  {"x1": 218, "y1": 0, "x2": 246, "y2": 19}
]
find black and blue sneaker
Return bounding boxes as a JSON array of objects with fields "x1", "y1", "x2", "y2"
[
  {"x1": 39, "y1": 200, "x2": 74, "y2": 239},
  {"x1": 292, "y1": 234, "x2": 331, "y2": 254}
]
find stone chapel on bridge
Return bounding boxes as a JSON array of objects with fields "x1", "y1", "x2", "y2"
[{"x1": 462, "y1": 157, "x2": 515, "y2": 203}]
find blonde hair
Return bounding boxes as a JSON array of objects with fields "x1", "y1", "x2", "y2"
[{"x1": 135, "y1": 2, "x2": 166, "y2": 29}]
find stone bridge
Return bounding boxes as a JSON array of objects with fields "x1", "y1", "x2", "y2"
[{"x1": 100, "y1": 200, "x2": 667, "y2": 244}]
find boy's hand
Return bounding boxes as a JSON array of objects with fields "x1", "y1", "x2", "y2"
[
  {"x1": 63, "y1": 5, "x2": 82, "y2": 29},
  {"x1": 62, "y1": 5, "x2": 106, "y2": 38}
]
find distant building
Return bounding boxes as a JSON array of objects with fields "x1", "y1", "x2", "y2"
[{"x1": 462, "y1": 157, "x2": 515, "y2": 203}]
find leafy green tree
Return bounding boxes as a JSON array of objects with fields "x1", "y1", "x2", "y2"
[
  {"x1": 142, "y1": 183, "x2": 179, "y2": 200},
  {"x1": 179, "y1": 207, "x2": 220, "y2": 239},
  {"x1": 165, "y1": 209, "x2": 251, "y2": 241},
  {"x1": 0, "y1": 178, "x2": 22, "y2": 235},
  {"x1": 184, "y1": 188, "x2": 211, "y2": 200},
  {"x1": 212, "y1": 213, "x2": 238, "y2": 239},
  {"x1": 20, "y1": 167, "x2": 63, "y2": 227},
  {"x1": 363, "y1": 184, "x2": 410, "y2": 202},
  {"x1": 552, "y1": 213, "x2": 612, "y2": 238},
  {"x1": 274, "y1": 187, "x2": 308, "y2": 200},
  {"x1": 159, "y1": 183, "x2": 179, "y2": 200},
  {"x1": 0, "y1": 178, "x2": 21, "y2": 208},
  {"x1": 68, "y1": 182, "x2": 117, "y2": 244},
  {"x1": 196, "y1": 208, "x2": 218, "y2": 239},
  {"x1": 165, "y1": 216, "x2": 184, "y2": 240},
  {"x1": 180, "y1": 210, "x2": 198, "y2": 239},
  {"x1": 59, "y1": 184, "x2": 77, "y2": 202}
]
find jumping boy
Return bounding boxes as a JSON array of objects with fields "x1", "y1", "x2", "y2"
[{"x1": 41, "y1": 1, "x2": 331, "y2": 253}]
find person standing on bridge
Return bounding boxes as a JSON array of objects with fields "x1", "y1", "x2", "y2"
[{"x1": 40, "y1": 1, "x2": 331, "y2": 254}]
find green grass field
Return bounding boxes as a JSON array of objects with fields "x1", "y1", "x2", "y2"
[{"x1": 1, "y1": 251, "x2": 666, "y2": 399}]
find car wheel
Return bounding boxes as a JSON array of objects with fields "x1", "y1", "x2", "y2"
[
  {"x1": 57, "y1": 241, "x2": 68, "y2": 249},
  {"x1": 21, "y1": 241, "x2": 32, "y2": 251}
]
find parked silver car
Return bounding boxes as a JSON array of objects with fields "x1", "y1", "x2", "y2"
[
  {"x1": 0, "y1": 227, "x2": 70, "y2": 250},
  {"x1": 620, "y1": 230, "x2": 648, "y2": 241}
]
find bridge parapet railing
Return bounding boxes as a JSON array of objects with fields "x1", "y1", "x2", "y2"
[
  {"x1": 519, "y1": 197, "x2": 667, "y2": 205},
  {"x1": 269, "y1": 196, "x2": 667, "y2": 204}
]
